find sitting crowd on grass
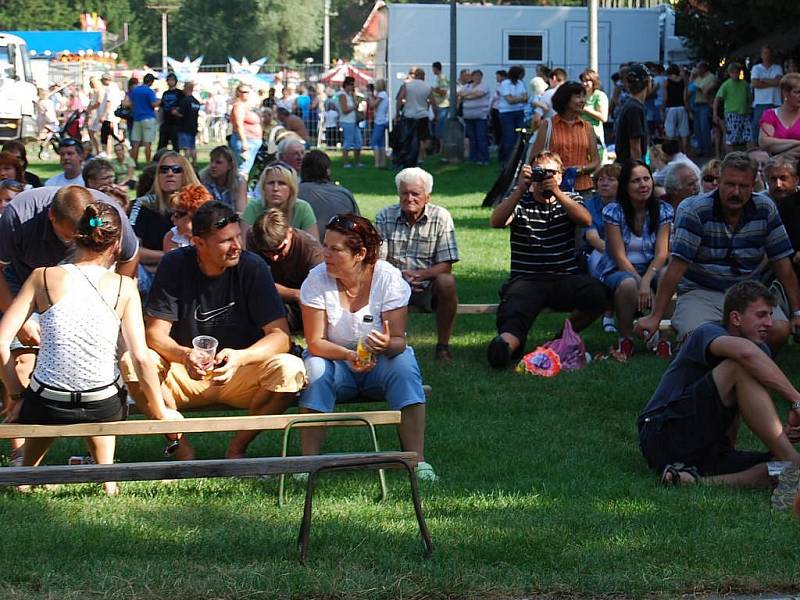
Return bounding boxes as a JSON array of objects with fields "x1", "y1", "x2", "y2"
[{"x1": 4, "y1": 65, "x2": 800, "y2": 497}]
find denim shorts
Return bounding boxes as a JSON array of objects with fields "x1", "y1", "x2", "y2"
[
  {"x1": 177, "y1": 132, "x2": 196, "y2": 149},
  {"x1": 341, "y1": 122, "x2": 362, "y2": 150}
]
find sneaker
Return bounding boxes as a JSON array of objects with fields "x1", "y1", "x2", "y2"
[
  {"x1": 415, "y1": 461, "x2": 438, "y2": 482},
  {"x1": 602, "y1": 315, "x2": 617, "y2": 333},
  {"x1": 9, "y1": 447, "x2": 23, "y2": 467},
  {"x1": 618, "y1": 337, "x2": 634, "y2": 359},
  {"x1": 487, "y1": 335, "x2": 511, "y2": 369}
]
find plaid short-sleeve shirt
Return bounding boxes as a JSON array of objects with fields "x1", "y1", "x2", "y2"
[{"x1": 375, "y1": 203, "x2": 459, "y2": 272}]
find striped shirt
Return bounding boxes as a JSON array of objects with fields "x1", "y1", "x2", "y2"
[
  {"x1": 510, "y1": 191, "x2": 583, "y2": 279},
  {"x1": 671, "y1": 190, "x2": 793, "y2": 293},
  {"x1": 376, "y1": 203, "x2": 459, "y2": 272}
]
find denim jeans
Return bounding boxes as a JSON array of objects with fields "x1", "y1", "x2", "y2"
[
  {"x1": 464, "y1": 117, "x2": 489, "y2": 163},
  {"x1": 692, "y1": 103, "x2": 712, "y2": 155},
  {"x1": 498, "y1": 110, "x2": 525, "y2": 164},
  {"x1": 229, "y1": 133, "x2": 261, "y2": 180}
]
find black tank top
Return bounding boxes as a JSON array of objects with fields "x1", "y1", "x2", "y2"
[{"x1": 665, "y1": 79, "x2": 685, "y2": 108}]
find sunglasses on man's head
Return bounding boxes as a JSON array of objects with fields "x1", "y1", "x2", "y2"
[
  {"x1": 159, "y1": 164, "x2": 184, "y2": 174},
  {"x1": 59, "y1": 138, "x2": 81, "y2": 149},
  {"x1": 214, "y1": 213, "x2": 241, "y2": 229}
]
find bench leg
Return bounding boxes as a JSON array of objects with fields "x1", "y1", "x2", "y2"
[
  {"x1": 295, "y1": 458, "x2": 433, "y2": 563},
  {"x1": 279, "y1": 416, "x2": 388, "y2": 508}
]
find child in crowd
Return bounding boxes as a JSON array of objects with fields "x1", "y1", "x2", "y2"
[
  {"x1": 324, "y1": 100, "x2": 339, "y2": 149},
  {"x1": 162, "y1": 184, "x2": 212, "y2": 252}
]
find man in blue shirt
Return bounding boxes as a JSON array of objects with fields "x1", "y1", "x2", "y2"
[
  {"x1": 636, "y1": 151, "x2": 800, "y2": 352},
  {"x1": 638, "y1": 281, "x2": 800, "y2": 487},
  {"x1": 129, "y1": 73, "x2": 160, "y2": 165}
]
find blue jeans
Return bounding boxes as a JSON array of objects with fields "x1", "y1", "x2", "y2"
[
  {"x1": 434, "y1": 106, "x2": 449, "y2": 140},
  {"x1": 692, "y1": 103, "x2": 712, "y2": 155},
  {"x1": 751, "y1": 104, "x2": 777, "y2": 141},
  {"x1": 464, "y1": 117, "x2": 489, "y2": 164},
  {"x1": 298, "y1": 347, "x2": 426, "y2": 413},
  {"x1": 371, "y1": 122, "x2": 388, "y2": 149},
  {"x1": 499, "y1": 110, "x2": 524, "y2": 164},
  {"x1": 229, "y1": 133, "x2": 261, "y2": 180}
]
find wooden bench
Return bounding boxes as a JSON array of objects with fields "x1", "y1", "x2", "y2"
[{"x1": 0, "y1": 414, "x2": 434, "y2": 563}]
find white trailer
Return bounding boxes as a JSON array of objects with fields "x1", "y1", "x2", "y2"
[
  {"x1": 368, "y1": 3, "x2": 688, "y2": 100},
  {"x1": 0, "y1": 33, "x2": 38, "y2": 142}
]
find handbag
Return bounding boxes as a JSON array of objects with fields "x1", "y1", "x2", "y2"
[{"x1": 114, "y1": 105, "x2": 132, "y2": 121}]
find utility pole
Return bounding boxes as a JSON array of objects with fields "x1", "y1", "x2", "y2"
[
  {"x1": 588, "y1": 0, "x2": 599, "y2": 72},
  {"x1": 323, "y1": 0, "x2": 338, "y2": 70},
  {"x1": 146, "y1": 1, "x2": 181, "y2": 72},
  {"x1": 441, "y1": 0, "x2": 464, "y2": 162}
]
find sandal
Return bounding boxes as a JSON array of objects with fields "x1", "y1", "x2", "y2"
[{"x1": 660, "y1": 462, "x2": 701, "y2": 487}]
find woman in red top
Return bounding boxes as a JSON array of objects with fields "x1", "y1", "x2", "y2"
[{"x1": 230, "y1": 84, "x2": 263, "y2": 181}]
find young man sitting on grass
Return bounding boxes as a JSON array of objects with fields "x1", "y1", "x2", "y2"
[{"x1": 638, "y1": 281, "x2": 800, "y2": 487}]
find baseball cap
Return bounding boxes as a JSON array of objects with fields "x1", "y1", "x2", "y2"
[{"x1": 625, "y1": 63, "x2": 650, "y2": 83}]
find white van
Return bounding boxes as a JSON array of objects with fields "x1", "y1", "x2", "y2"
[{"x1": 0, "y1": 32, "x2": 38, "y2": 142}]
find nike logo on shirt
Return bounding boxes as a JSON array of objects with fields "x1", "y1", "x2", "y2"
[{"x1": 194, "y1": 302, "x2": 235, "y2": 322}]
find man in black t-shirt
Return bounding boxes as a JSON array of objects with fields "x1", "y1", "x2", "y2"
[
  {"x1": 176, "y1": 81, "x2": 202, "y2": 165},
  {"x1": 638, "y1": 281, "x2": 800, "y2": 487},
  {"x1": 157, "y1": 73, "x2": 184, "y2": 151},
  {"x1": 120, "y1": 202, "x2": 307, "y2": 459},
  {"x1": 614, "y1": 64, "x2": 650, "y2": 164},
  {"x1": 486, "y1": 151, "x2": 605, "y2": 369}
]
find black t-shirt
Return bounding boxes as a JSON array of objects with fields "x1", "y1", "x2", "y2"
[
  {"x1": 160, "y1": 89, "x2": 184, "y2": 125},
  {"x1": 614, "y1": 97, "x2": 648, "y2": 164},
  {"x1": 777, "y1": 191, "x2": 800, "y2": 255},
  {"x1": 177, "y1": 94, "x2": 202, "y2": 134},
  {"x1": 128, "y1": 197, "x2": 172, "y2": 251},
  {"x1": 25, "y1": 170, "x2": 43, "y2": 188},
  {"x1": 146, "y1": 247, "x2": 286, "y2": 349}
]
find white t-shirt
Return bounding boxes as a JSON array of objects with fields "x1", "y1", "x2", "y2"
[
  {"x1": 374, "y1": 90, "x2": 390, "y2": 125},
  {"x1": 45, "y1": 172, "x2": 85, "y2": 187},
  {"x1": 497, "y1": 79, "x2": 527, "y2": 113},
  {"x1": 540, "y1": 86, "x2": 558, "y2": 120},
  {"x1": 300, "y1": 260, "x2": 410, "y2": 349},
  {"x1": 99, "y1": 83, "x2": 123, "y2": 123},
  {"x1": 338, "y1": 92, "x2": 356, "y2": 124},
  {"x1": 324, "y1": 109, "x2": 338, "y2": 128},
  {"x1": 751, "y1": 63, "x2": 784, "y2": 106}
]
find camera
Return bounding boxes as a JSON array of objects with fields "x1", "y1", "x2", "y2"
[
  {"x1": 530, "y1": 166, "x2": 552, "y2": 182},
  {"x1": 530, "y1": 165, "x2": 555, "y2": 199}
]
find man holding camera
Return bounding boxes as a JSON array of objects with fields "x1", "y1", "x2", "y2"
[{"x1": 487, "y1": 151, "x2": 606, "y2": 368}]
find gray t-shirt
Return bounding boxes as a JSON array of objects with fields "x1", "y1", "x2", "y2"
[
  {"x1": 297, "y1": 181, "x2": 360, "y2": 242},
  {"x1": 0, "y1": 186, "x2": 138, "y2": 285},
  {"x1": 639, "y1": 322, "x2": 770, "y2": 419}
]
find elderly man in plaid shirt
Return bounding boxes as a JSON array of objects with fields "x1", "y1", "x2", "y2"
[{"x1": 375, "y1": 167, "x2": 459, "y2": 362}]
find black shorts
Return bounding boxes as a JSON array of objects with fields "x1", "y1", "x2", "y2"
[
  {"x1": 638, "y1": 372, "x2": 771, "y2": 476},
  {"x1": 415, "y1": 117, "x2": 431, "y2": 141},
  {"x1": 409, "y1": 285, "x2": 436, "y2": 312},
  {"x1": 100, "y1": 121, "x2": 119, "y2": 145},
  {"x1": 18, "y1": 387, "x2": 128, "y2": 425}
]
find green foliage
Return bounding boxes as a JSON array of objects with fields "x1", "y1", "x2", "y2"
[{"x1": 675, "y1": 0, "x2": 800, "y2": 65}]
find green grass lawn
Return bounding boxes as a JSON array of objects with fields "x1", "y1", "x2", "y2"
[{"x1": 2, "y1": 149, "x2": 799, "y2": 599}]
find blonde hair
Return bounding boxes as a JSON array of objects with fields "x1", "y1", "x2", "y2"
[
  {"x1": 151, "y1": 151, "x2": 201, "y2": 214},
  {"x1": 257, "y1": 163, "x2": 298, "y2": 219}
]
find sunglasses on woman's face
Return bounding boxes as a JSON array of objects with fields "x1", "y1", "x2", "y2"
[{"x1": 159, "y1": 165, "x2": 183, "y2": 174}]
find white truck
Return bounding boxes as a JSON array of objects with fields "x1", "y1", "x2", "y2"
[{"x1": 0, "y1": 32, "x2": 38, "y2": 142}]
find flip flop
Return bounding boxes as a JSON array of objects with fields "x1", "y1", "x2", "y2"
[{"x1": 660, "y1": 462, "x2": 701, "y2": 486}]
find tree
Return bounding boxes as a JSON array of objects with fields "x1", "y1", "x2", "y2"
[{"x1": 674, "y1": 0, "x2": 800, "y2": 65}]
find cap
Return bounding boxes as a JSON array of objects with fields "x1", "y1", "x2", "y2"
[
  {"x1": 625, "y1": 63, "x2": 650, "y2": 83},
  {"x1": 100, "y1": 72, "x2": 112, "y2": 81}
]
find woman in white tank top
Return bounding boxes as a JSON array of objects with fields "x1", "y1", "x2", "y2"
[{"x1": 0, "y1": 201, "x2": 182, "y2": 495}]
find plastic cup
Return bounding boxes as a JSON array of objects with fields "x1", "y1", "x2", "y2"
[{"x1": 191, "y1": 335, "x2": 218, "y2": 374}]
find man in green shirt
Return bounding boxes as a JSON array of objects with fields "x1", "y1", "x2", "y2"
[{"x1": 714, "y1": 62, "x2": 752, "y2": 153}]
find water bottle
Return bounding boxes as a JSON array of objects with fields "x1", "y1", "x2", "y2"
[{"x1": 355, "y1": 315, "x2": 376, "y2": 370}]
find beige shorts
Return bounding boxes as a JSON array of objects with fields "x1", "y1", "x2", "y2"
[
  {"x1": 131, "y1": 118, "x2": 157, "y2": 143},
  {"x1": 120, "y1": 349, "x2": 307, "y2": 409},
  {"x1": 671, "y1": 287, "x2": 787, "y2": 340}
]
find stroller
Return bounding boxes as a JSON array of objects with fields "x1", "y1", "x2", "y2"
[
  {"x1": 39, "y1": 109, "x2": 85, "y2": 160},
  {"x1": 481, "y1": 127, "x2": 534, "y2": 208}
]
